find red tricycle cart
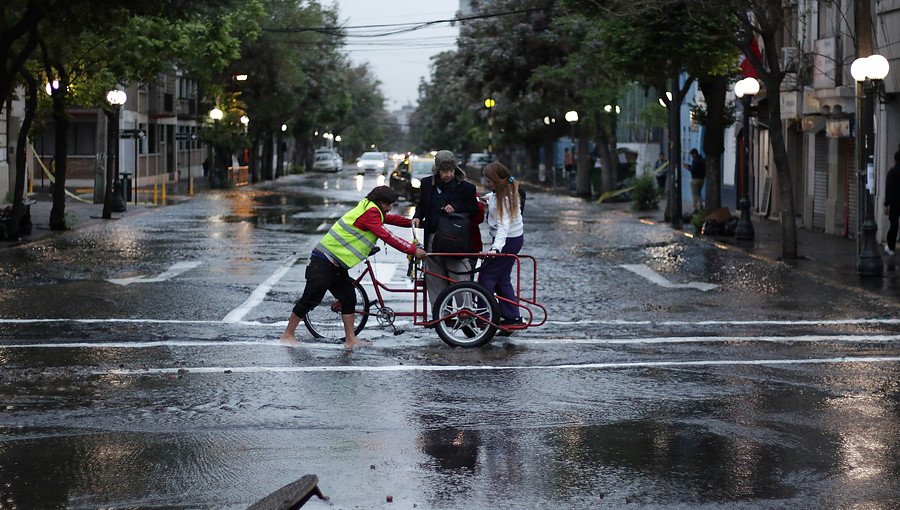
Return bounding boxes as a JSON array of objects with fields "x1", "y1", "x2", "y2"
[{"x1": 302, "y1": 246, "x2": 547, "y2": 347}]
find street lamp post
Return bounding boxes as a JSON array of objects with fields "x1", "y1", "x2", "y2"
[
  {"x1": 103, "y1": 89, "x2": 127, "y2": 218},
  {"x1": 733, "y1": 77, "x2": 759, "y2": 240},
  {"x1": 543, "y1": 116, "x2": 555, "y2": 185},
  {"x1": 851, "y1": 54, "x2": 890, "y2": 277},
  {"x1": 565, "y1": 110, "x2": 578, "y2": 190},
  {"x1": 484, "y1": 98, "x2": 496, "y2": 160},
  {"x1": 209, "y1": 107, "x2": 223, "y2": 187}
]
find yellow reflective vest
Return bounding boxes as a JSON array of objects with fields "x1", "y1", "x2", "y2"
[{"x1": 315, "y1": 199, "x2": 382, "y2": 269}]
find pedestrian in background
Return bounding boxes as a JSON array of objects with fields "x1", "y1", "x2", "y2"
[
  {"x1": 281, "y1": 186, "x2": 426, "y2": 349},
  {"x1": 412, "y1": 150, "x2": 479, "y2": 311},
  {"x1": 564, "y1": 147, "x2": 574, "y2": 176},
  {"x1": 654, "y1": 152, "x2": 668, "y2": 192},
  {"x1": 683, "y1": 148, "x2": 706, "y2": 213},
  {"x1": 883, "y1": 147, "x2": 900, "y2": 256},
  {"x1": 478, "y1": 162, "x2": 525, "y2": 331}
]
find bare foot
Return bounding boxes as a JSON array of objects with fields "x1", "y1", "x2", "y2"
[
  {"x1": 343, "y1": 338, "x2": 371, "y2": 350},
  {"x1": 279, "y1": 333, "x2": 301, "y2": 346}
]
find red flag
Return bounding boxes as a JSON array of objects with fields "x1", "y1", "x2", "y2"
[{"x1": 740, "y1": 37, "x2": 762, "y2": 78}]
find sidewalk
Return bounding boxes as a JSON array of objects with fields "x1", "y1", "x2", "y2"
[
  {"x1": 1, "y1": 177, "x2": 210, "y2": 251},
  {"x1": 520, "y1": 179, "x2": 900, "y2": 304},
  {"x1": 636, "y1": 204, "x2": 900, "y2": 303}
]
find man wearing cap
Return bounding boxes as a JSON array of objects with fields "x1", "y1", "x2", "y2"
[
  {"x1": 412, "y1": 150, "x2": 479, "y2": 312},
  {"x1": 281, "y1": 185, "x2": 426, "y2": 349}
]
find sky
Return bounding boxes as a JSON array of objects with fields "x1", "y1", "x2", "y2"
[{"x1": 322, "y1": 0, "x2": 461, "y2": 111}]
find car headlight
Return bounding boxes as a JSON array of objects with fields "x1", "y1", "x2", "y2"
[
  {"x1": 377, "y1": 161, "x2": 384, "y2": 168},
  {"x1": 357, "y1": 161, "x2": 363, "y2": 167},
  {"x1": 411, "y1": 178, "x2": 421, "y2": 188}
]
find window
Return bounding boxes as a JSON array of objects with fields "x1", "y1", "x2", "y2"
[
  {"x1": 148, "y1": 123, "x2": 158, "y2": 154},
  {"x1": 817, "y1": 0, "x2": 835, "y2": 39},
  {"x1": 34, "y1": 121, "x2": 97, "y2": 155}
]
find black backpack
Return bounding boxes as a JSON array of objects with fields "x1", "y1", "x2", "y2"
[{"x1": 431, "y1": 213, "x2": 470, "y2": 253}]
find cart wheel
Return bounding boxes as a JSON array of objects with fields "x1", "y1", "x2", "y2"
[
  {"x1": 433, "y1": 282, "x2": 499, "y2": 347},
  {"x1": 303, "y1": 282, "x2": 369, "y2": 341}
]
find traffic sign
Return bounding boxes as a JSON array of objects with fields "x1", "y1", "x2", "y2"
[{"x1": 119, "y1": 129, "x2": 146, "y2": 139}]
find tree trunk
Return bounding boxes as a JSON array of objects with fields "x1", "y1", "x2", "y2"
[
  {"x1": 576, "y1": 135, "x2": 591, "y2": 197},
  {"x1": 699, "y1": 76, "x2": 728, "y2": 211},
  {"x1": 543, "y1": 138, "x2": 554, "y2": 185},
  {"x1": 596, "y1": 114, "x2": 618, "y2": 194},
  {"x1": 667, "y1": 77, "x2": 685, "y2": 227},
  {"x1": 596, "y1": 119, "x2": 616, "y2": 195},
  {"x1": 757, "y1": 15, "x2": 796, "y2": 259},
  {"x1": 524, "y1": 143, "x2": 540, "y2": 182},
  {"x1": 49, "y1": 70, "x2": 69, "y2": 231},
  {"x1": 275, "y1": 132, "x2": 284, "y2": 178},
  {"x1": 262, "y1": 133, "x2": 274, "y2": 181},
  {"x1": 766, "y1": 85, "x2": 797, "y2": 259},
  {"x1": 10, "y1": 71, "x2": 38, "y2": 239},
  {"x1": 249, "y1": 138, "x2": 260, "y2": 183}
]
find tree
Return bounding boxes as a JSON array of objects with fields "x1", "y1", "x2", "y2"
[
  {"x1": 455, "y1": 0, "x2": 568, "y2": 175},
  {"x1": 230, "y1": 0, "x2": 353, "y2": 179},
  {"x1": 411, "y1": 51, "x2": 479, "y2": 155},
  {"x1": 690, "y1": 0, "x2": 797, "y2": 258},
  {"x1": 530, "y1": 13, "x2": 625, "y2": 197},
  {"x1": 590, "y1": 1, "x2": 738, "y2": 224},
  {"x1": 3, "y1": 0, "x2": 258, "y2": 230}
]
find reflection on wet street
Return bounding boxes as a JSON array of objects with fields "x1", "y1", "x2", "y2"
[{"x1": 1, "y1": 172, "x2": 900, "y2": 509}]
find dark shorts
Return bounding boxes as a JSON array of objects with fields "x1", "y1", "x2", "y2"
[{"x1": 291, "y1": 256, "x2": 357, "y2": 317}]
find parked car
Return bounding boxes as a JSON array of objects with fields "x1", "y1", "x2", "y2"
[
  {"x1": 314, "y1": 148, "x2": 343, "y2": 171},
  {"x1": 465, "y1": 152, "x2": 493, "y2": 178},
  {"x1": 312, "y1": 150, "x2": 341, "y2": 172},
  {"x1": 390, "y1": 156, "x2": 434, "y2": 201},
  {"x1": 356, "y1": 151, "x2": 388, "y2": 174}
]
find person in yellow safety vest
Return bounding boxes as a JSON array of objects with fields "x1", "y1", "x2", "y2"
[{"x1": 280, "y1": 185, "x2": 427, "y2": 349}]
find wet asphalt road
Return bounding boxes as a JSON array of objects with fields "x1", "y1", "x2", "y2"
[{"x1": 2, "y1": 171, "x2": 900, "y2": 509}]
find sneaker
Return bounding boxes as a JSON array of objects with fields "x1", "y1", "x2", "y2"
[
  {"x1": 885, "y1": 245, "x2": 895, "y2": 256},
  {"x1": 499, "y1": 317, "x2": 525, "y2": 326}
]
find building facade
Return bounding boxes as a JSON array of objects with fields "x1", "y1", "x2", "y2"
[{"x1": 763, "y1": 0, "x2": 900, "y2": 242}]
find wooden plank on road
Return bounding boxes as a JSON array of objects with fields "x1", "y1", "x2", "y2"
[{"x1": 248, "y1": 474, "x2": 326, "y2": 510}]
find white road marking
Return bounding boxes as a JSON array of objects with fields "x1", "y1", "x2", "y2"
[
  {"x1": 5, "y1": 333, "x2": 900, "y2": 350},
  {"x1": 98, "y1": 355, "x2": 900, "y2": 375},
  {"x1": 548, "y1": 318, "x2": 900, "y2": 326},
  {"x1": 4, "y1": 317, "x2": 900, "y2": 328},
  {"x1": 106, "y1": 261, "x2": 203, "y2": 286},
  {"x1": 222, "y1": 253, "x2": 303, "y2": 323},
  {"x1": 620, "y1": 264, "x2": 719, "y2": 291}
]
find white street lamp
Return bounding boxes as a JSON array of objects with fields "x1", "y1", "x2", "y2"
[
  {"x1": 106, "y1": 89, "x2": 127, "y2": 106},
  {"x1": 852, "y1": 53, "x2": 892, "y2": 276},
  {"x1": 240, "y1": 115, "x2": 249, "y2": 126},
  {"x1": 733, "y1": 77, "x2": 759, "y2": 240},
  {"x1": 564, "y1": 110, "x2": 578, "y2": 123},
  {"x1": 209, "y1": 108, "x2": 223, "y2": 121},
  {"x1": 103, "y1": 89, "x2": 128, "y2": 217}
]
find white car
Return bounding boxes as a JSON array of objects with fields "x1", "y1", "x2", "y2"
[
  {"x1": 357, "y1": 151, "x2": 387, "y2": 173},
  {"x1": 312, "y1": 151, "x2": 341, "y2": 172}
]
